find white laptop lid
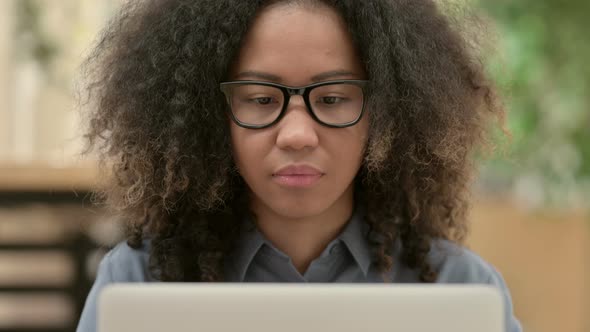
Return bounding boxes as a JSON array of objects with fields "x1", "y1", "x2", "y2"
[{"x1": 98, "y1": 284, "x2": 504, "y2": 332}]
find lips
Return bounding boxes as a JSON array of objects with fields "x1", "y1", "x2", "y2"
[
  {"x1": 272, "y1": 165, "x2": 324, "y2": 188},
  {"x1": 274, "y1": 165, "x2": 323, "y2": 176}
]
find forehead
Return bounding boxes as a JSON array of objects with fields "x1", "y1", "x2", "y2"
[{"x1": 231, "y1": 3, "x2": 364, "y2": 84}]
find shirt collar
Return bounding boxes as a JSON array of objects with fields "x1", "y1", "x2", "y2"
[
  {"x1": 338, "y1": 206, "x2": 372, "y2": 276},
  {"x1": 227, "y1": 216, "x2": 265, "y2": 282},
  {"x1": 227, "y1": 206, "x2": 372, "y2": 281}
]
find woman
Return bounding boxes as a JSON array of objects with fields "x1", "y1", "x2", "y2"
[{"x1": 77, "y1": 0, "x2": 521, "y2": 331}]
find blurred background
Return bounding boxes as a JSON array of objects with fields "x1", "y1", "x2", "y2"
[{"x1": 0, "y1": 0, "x2": 588, "y2": 331}]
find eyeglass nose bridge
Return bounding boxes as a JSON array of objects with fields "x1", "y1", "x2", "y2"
[
  {"x1": 285, "y1": 87, "x2": 306, "y2": 96},
  {"x1": 283, "y1": 87, "x2": 310, "y2": 112}
]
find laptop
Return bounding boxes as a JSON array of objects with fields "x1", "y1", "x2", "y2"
[{"x1": 98, "y1": 284, "x2": 504, "y2": 332}]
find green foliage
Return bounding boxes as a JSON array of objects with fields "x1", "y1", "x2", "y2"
[
  {"x1": 476, "y1": 0, "x2": 590, "y2": 208},
  {"x1": 15, "y1": 0, "x2": 58, "y2": 68}
]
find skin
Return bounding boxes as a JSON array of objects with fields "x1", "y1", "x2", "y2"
[{"x1": 229, "y1": 3, "x2": 369, "y2": 274}]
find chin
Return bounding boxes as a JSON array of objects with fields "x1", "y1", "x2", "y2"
[{"x1": 267, "y1": 198, "x2": 330, "y2": 220}]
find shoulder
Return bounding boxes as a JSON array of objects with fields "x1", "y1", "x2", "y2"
[
  {"x1": 97, "y1": 239, "x2": 153, "y2": 282},
  {"x1": 427, "y1": 239, "x2": 523, "y2": 332},
  {"x1": 428, "y1": 240, "x2": 524, "y2": 332},
  {"x1": 427, "y1": 239, "x2": 500, "y2": 284},
  {"x1": 76, "y1": 240, "x2": 153, "y2": 332}
]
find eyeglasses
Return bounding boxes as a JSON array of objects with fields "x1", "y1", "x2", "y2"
[{"x1": 219, "y1": 79, "x2": 368, "y2": 129}]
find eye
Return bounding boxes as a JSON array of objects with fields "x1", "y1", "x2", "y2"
[
  {"x1": 317, "y1": 96, "x2": 346, "y2": 105},
  {"x1": 322, "y1": 97, "x2": 339, "y2": 104},
  {"x1": 244, "y1": 97, "x2": 279, "y2": 106},
  {"x1": 248, "y1": 97, "x2": 279, "y2": 105}
]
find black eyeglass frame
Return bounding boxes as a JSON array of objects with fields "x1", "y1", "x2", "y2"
[{"x1": 219, "y1": 79, "x2": 369, "y2": 129}]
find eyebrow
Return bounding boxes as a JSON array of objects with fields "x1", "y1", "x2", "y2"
[{"x1": 234, "y1": 70, "x2": 358, "y2": 83}]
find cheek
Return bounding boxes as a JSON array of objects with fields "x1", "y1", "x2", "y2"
[
  {"x1": 344, "y1": 120, "x2": 370, "y2": 176},
  {"x1": 229, "y1": 124, "x2": 271, "y2": 176},
  {"x1": 327, "y1": 124, "x2": 369, "y2": 181},
  {"x1": 358, "y1": 113, "x2": 370, "y2": 141},
  {"x1": 230, "y1": 125, "x2": 248, "y2": 171},
  {"x1": 348, "y1": 117, "x2": 370, "y2": 159}
]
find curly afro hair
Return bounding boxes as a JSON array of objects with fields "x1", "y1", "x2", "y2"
[{"x1": 81, "y1": 0, "x2": 504, "y2": 282}]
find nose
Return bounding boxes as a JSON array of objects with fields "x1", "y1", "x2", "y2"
[{"x1": 275, "y1": 95, "x2": 319, "y2": 151}]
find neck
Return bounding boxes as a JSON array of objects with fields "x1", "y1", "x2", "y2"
[{"x1": 251, "y1": 189, "x2": 355, "y2": 275}]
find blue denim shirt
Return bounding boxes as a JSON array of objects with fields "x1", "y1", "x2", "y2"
[{"x1": 77, "y1": 211, "x2": 522, "y2": 332}]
